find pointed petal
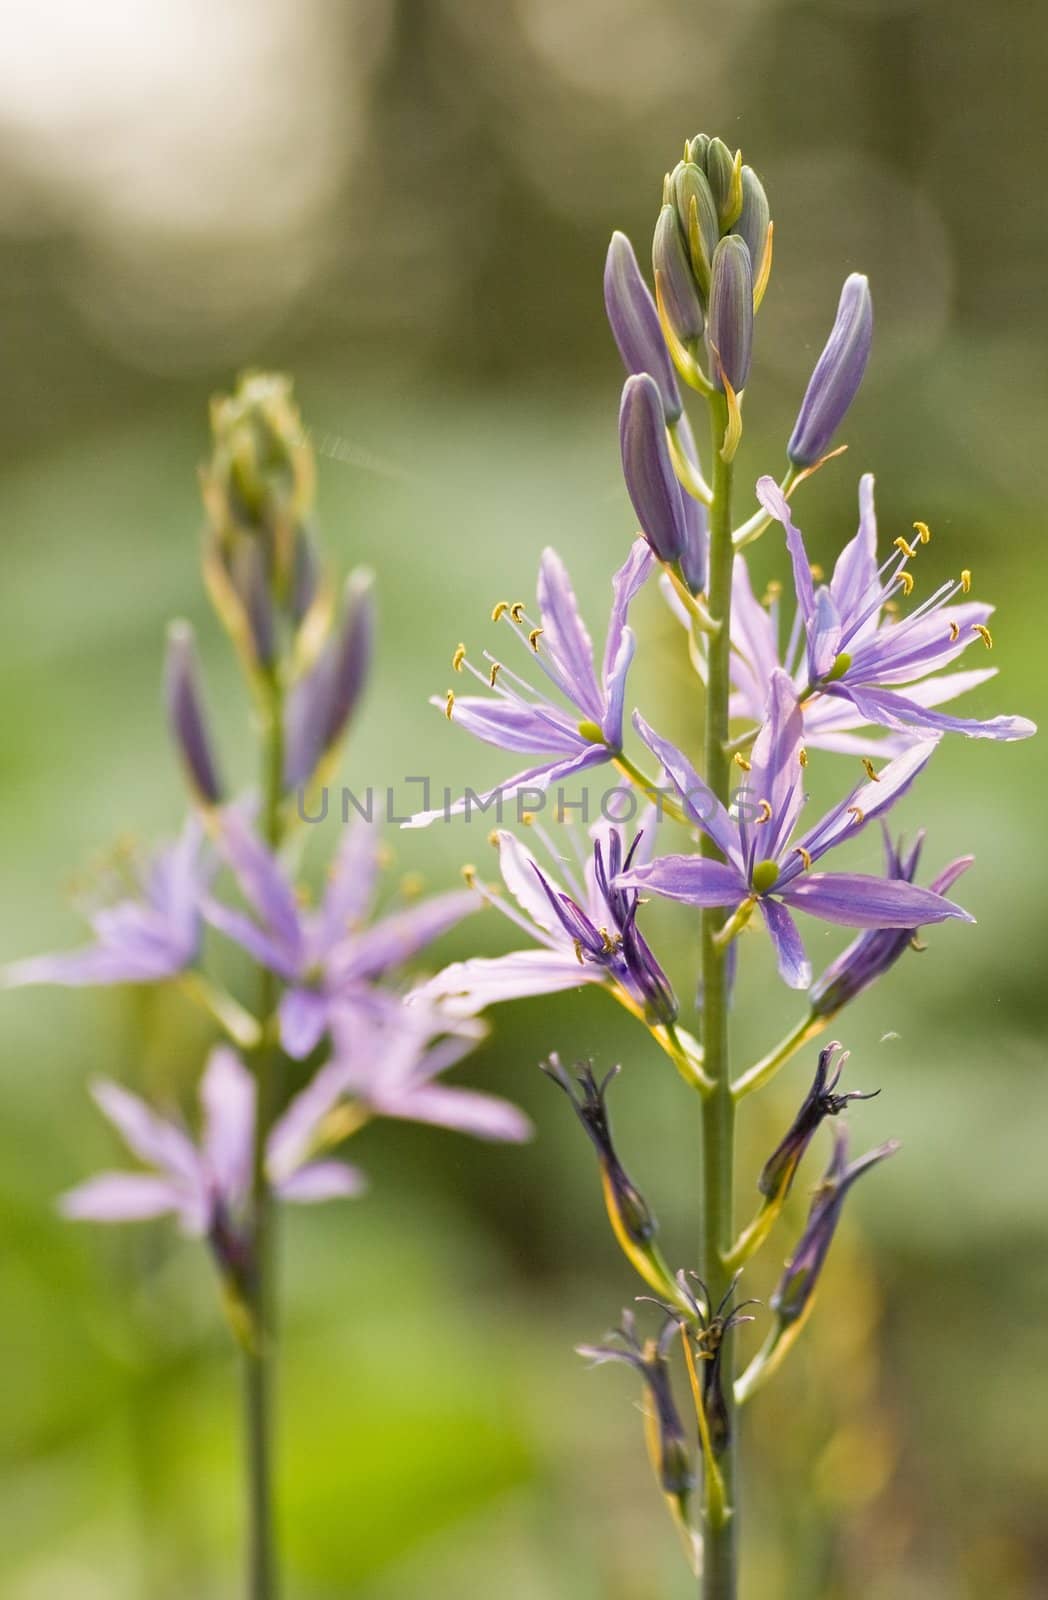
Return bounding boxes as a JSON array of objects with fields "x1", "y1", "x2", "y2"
[
  {"x1": 731, "y1": 555, "x2": 780, "y2": 714},
  {"x1": 442, "y1": 695, "x2": 585, "y2": 755},
  {"x1": 331, "y1": 889, "x2": 479, "y2": 984},
  {"x1": 202, "y1": 898, "x2": 300, "y2": 979},
  {"x1": 278, "y1": 987, "x2": 333, "y2": 1060},
  {"x1": 277, "y1": 1160, "x2": 367, "y2": 1203},
  {"x1": 829, "y1": 473, "x2": 879, "y2": 629},
  {"x1": 494, "y1": 831, "x2": 561, "y2": 933},
  {"x1": 2, "y1": 943, "x2": 176, "y2": 988},
  {"x1": 631, "y1": 711, "x2": 738, "y2": 859},
  {"x1": 743, "y1": 669, "x2": 806, "y2": 866},
  {"x1": 781, "y1": 872, "x2": 974, "y2": 928},
  {"x1": 407, "y1": 950, "x2": 604, "y2": 1015},
  {"x1": 759, "y1": 898, "x2": 811, "y2": 988},
  {"x1": 199, "y1": 1047, "x2": 254, "y2": 1207},
  {"x1": 215, "y1": 810, "x2": 304, "y2": 962},
  {"x1": 373, "y1": 1084, "x2": 533, "y2": 1142},
  {"x1": 536, "y1": 548, "x2": 603, "y2": 722},
  {"x1": 810, "y1": 588, "x2": 843, "y2": 680},
  {"x1": 602, "y1": 537, "x2": 654, "y2": 744},
  {"x1": 793, "y1": 737, "x2": 939, "y2": 872},
  {"x1": 267, "y1": 1057, "x2": 354, "y2": 1178},
  {"x1": 756, "y1": 477, "x2": 814, "y2": 623},
  {"x1": 90, "y1": 1080, "x2": 201, "y2": 1186},
  {"x1": 616, "y1": 855, "x2": 746, "y2": 908},
  {"x1": 59, "y1": 1173, "x2": 186, "y2": 1223},
  {"x1": 840, "y1": 685, "x2": 1035, "y2": 743},
  {"x1": 316, "y1": 819, "x2": 383, "y2": 953},
  {"x1": 402, "y1": 746, "x2": 609, "y2": 829}
]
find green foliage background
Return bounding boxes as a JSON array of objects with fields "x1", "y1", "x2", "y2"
[{"x1": 1, "y1": 2, "x2": 1046, "y2": 1596}]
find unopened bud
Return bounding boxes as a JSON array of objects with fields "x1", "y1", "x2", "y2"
[
  {"x1": 731, "y1": 166, "x2": 771, "y2": 289},
  {"x1": 618, "y1": 374, "x2": 689, "y2": 564},
  {"x1": 787, "y1": 273, "x2": 873, "y2": 466},
  {"x1": 704, "y1": 138, "x2": 743, "y2": 230},
  {"x1": 604, "y1": 231, "x2": 683, "y2": 422},
  {"x1": 165, "y1": 622, "x2": 224, "y2": 805},
  {"x1": 672, "y1": 162, "x2": 718, "y2": 299},
  {"x1": 706, "y1": 236, "x2": 753, "y2": 392},
  {"x1": 652, "y1": 204, "x2": 704, "y2": 348}
]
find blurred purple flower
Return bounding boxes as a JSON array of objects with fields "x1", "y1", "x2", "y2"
[
  {"x1": 408, "y1": 540, "x2": 653, "y2": 825},
  {"x1": 3, "y1": 817, "x2": 213, "y2": 990},
  {"x1": 203, "y1": 810, "x2": 479, "y2": 1059},
  {"x1": 61, "y1": 1045, "x2": 365, "y2": 1231},
  {"x1": 750, "y1": 475, "x2": 1035, "y2": 743},
  {"x1": 809, "y1": 829, "x2": 974, "y2": 1017},
  {"x1": 614, "y1": 674, "x2": 973, "y2": 989},
  {"x1": 409, "y1": 814, "x2": 675, "y2": 1024}
]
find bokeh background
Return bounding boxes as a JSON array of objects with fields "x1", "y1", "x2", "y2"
[{"x1": 2, "y1": 1, "x2": 1047, "y2": 1596}]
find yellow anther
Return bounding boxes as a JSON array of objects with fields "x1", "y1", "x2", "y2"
[
  {"x1": 810, "y1": 562, "x2": 824, "y2": 581},
  {"x1": 444, "y1": 690, "x2": 455, "y2": 719},
  {"x1": 488, "y1": 661, "x2": 502, "y2": 686},
  {"x1": 861, "y1": 758, "x2": 881, "y2": 783},
  {"x1": 452, "y1": 643, "x2": 467, "y2": 672},
  {"x1": 520, "y1": 811, "x2": 535, "y2": 825},
  {"x1": 898, "y1": 570, "x2": 914, "y2": 597},
  {"x1": 847, "y1": 805, "x2": 865, "y2": 825},
  {"x1": 756, "y1": 799, "x2": 773, "y2": 824},
  {"x1": 487, "y1": 830, "x2": 500, "y2": 846},
  {"x1": 960, "y1": 569, "x2": 972, "y2": 593},
  {"x1": 793, "y1": 846, "x2": 812, "y2": 870},
  {"x1": 377, "y1": 843, "x2": 395, "y2": 869},
  {"x1": 510, "y1": 602, "x2": 526, "y2": 623},
  {"x1": 733, "y1": 752, "x2": 751, "y2": 772},
  {"x1": 910, "y1": 935, "x2": 928, "y2": 952},
  {"x1": 799, "y1": 748, "x2": 808, "y2": 768},
  {"x1": 763, "y1": 580, "x2": 782, "y2": 605},
  {"x1": 894, "y1": 536, "x2": 917, "y2": 560},
  {"x1": 913, "y1": 520, "x2": 932, "y2": 544},
  {"x1": 884, "y1": 600, "x2": 900, "y2": 615},
  {"x1": 972, "y1": 623, "x2": 993, "y2": 649},
  {"x1": 461, "y1": 864, "x2": 477, "y2": 887},
  {"x1": 948, "y1": 621, "x2": 960, "y2": 641},
  {"x1": 399, "y1": 872, "x2": 424, "y2": 899},
  {"x1": 573, "y1": 939, "x2": 585, "y2": 966},
  {"x1": 491, "y1": 601, "x2": 510, "y2": 622},
  {"x1": 528, "y1": 627, "x2": 543, "y2": 651}
]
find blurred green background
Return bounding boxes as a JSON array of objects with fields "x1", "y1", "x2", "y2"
[{"x1": 1, "y1": 1, "x2": 1047, "y2": 1596}]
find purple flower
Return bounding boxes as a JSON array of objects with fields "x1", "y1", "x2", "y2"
[
  {"x1": 409, "y1": 815, "x2": 676, "y2": 1024},
  {"x1": 3, "y1": 817, "x2": 213, "y2": 989},
  {"x1": 752, "y1": 475, "x2": 1036, "y2": 743},
  {"x1": 408, "y1": 540, "x2": 654, "y2": 825},
  {"x1": 770, "y1": 1125, "x2": 898, "y2": 1326},
  {"x1": 61, "y1": 1045, "x2": 366, "y2": 1233},
  {"x1": 787, "y1": 274, "x2": 873, "y2": 467},
  {"x1": 604, "y1": 230, "x2": 683, "y2": 422},
  {"x1": 323, "y1": 1007, "x2": 532, "y2": 1142},
  {"x1": 614, "y1": 673, "x2": 973, "y2": 989},
  {"x1": 203, "y1": 811, "x2": 479, "y2": 1059},
  {"x1": 619, "y1": 376, "x2": 708, "y2": 591},
  {"x1": 758, "y1": 1042, "x2": 878, "y2": 1204},
  {"x1": 809, "y1": 829, "x2": 974, "y2": 1017},
  {"x1": 578, "y1": 1310, "x2": 695, "y2": 1497}
]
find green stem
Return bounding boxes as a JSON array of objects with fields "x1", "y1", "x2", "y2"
[
  {"x1": 699, "y1": 391, "x2": 738, "y2": 1599},
  {"x1": 731, "y1": 1012, "x2": 825, "y2": 1101},
  {"x1": 243, "y1": 673, "x2": 285, "y2": 1600}
]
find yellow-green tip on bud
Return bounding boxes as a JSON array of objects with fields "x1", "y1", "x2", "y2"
[{"x1": 204, "y1": 372, "x2": 314, "y2": 543}]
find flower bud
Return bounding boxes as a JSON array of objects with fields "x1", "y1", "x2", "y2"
[
  {"x1": 284, "y1": 569, "x2": 375, "y2": 789},
  {"x1": 704, "y1": 138, "x2": 743, "y2": 230},
  {"x1": 684, "y1": 132, "x2": 710, "y2": 169},
  {"x1": 731, "y1": 166, "x2": 770, "y2": 288},
  {"x1": 165, "y1": 622, "x2": 224, "y2": 805},
  {"x1": 787, "y1": 273, "x2": 873, "y2": 466},
  {"x1": 618, "y1": 374, "x2": 689, "y2": 564},
  {"x1": 541, "y1": 1058, "x2": 657, "y2": 1248},
  {"x1": 604, "y1": 231, "x2": 683, "y2": 422},
  {"x1": 652, "y1": 204, "x2": 704, "y2": 348},
  {"x1": 671, "y1": 162, "x2": 718, "y2": 299},
  {"x1": 706, "y1": 236, "x2": 753, "y2": 392},
  {"x1": 204, "y1": 372, "x2": 314, "y2": 547}
]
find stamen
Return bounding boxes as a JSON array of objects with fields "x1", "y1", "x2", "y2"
[
  {"x1": 452, "y1": 643, "x2": 467, "y2": 672},
  {"x1": 809, "y1": 562, "x2": 824, "y2": 581},
  {"x1": 972, "y1": 623, "x2": 993, "y2": 649},
  {"x1": 491, "y1": 601, "x2": 510, "y2": 622},
  {"x1": 755, "y1": 799, "x2": 773, "y2": 824},
  {"x1": 461, "y1": 864, "x2": 477, "y2": 887},
  {"x1": 444, "y1": 690, "x2": 455, "y2": 719},
  {"x1": 847, "y1": 805, "x2": 864, "y2": 824},
  {"x1": 510, "y1": 602, "x2": 527, "y2": 623},
  {"x1": 799, "y1": 748, "x2": 808, "y2": 768},
  {"x1": 960, "y1": 569, "x2": 971, "y2": 593},
  {"x1": 488, "y1": 661, "x2": 502, "y2": 686},
  {"x1": 793, "y1": 846, "x2": 812, "y2": 870},
  {"x1": 573, "y1": 939, "x2": 585, "y2": 966},
  {"x1": 910, "y1": 935, "x2": 928, "y2": 952},
  {"x1": 733, "y1": 752, "x2": 751, "y2": 771},
  {"x1": 884, "y1": 600, "x2": 900, "y2": 616},
  {"x1": 897, "y1": 570, "x2": 914, "y2": 596},
  {"x1": 861, "y1": 759, "x2": 881, "y2": 783},
  {"x1": 520, "y1": 811, "x2": 535, "y2": 825},
  {"x1": 894, "y1": 536, "x2": 917, "y2": 560},
  {"x1": 948, "y1": 621, "x2": 960, "y2": 641},
  {"x1": 400, "y1": 873, "x2": 424, "y2": 898},
  {"x1": 528, "y1": 627, "x2": 544, "y2": 651},
  {"x1": 762, "y1": 580, "x2": 782, "y2": 606},
  {"x1": 913, "y1": 520, "x2": 931, "y2": 544},
  {"x1": 487, "y1": 830, "x2": 500, "y2": 846}
]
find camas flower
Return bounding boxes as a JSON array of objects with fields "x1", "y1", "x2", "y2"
[
  {"x1": 204, "y1": 811, "x2": 479, "y2": 1059},
  {"x1": 408, "y1": 815, "x2": 677, "y2": 1025},
  {"x1": 747, "y1": 475, "x2": 1035, "y2": 744},
  {"x1": 3, "y1": 816, "x2": 212, "y2": 990},
  {"x1": 61, "y1": 1045, "x2": 365, "y2": 1233},
  {"x1": 407, "y1": 540, "x2": 654, "y2": 825},
  {"x1": 809, "y1": 828, "x2": 974, "y2": 1017},
  {"x1": 614, "y1": 674, "x2": 973, "y2": 989}
]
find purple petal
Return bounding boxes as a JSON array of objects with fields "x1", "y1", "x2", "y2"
[
  {"x1": 536, "y1": 548, "x2": 603, "y2": 724},
  {"x1": 277, "y1": 1160, "x2": 367, "y2": 1203},
  {"x1": 780, "y1": 872, "x2": 974, "y2": 928},
  {"x1": 202, "y1": 897, "x2": 300, "y2": 979},
  {"x1": 494, "y1": 831, "x2": 561, "y2": 932},
  {"x1": 759, "y1": 898, "x2": 811, "y2": 989},
  {"x1": 616, "y1": 854, "x2": 746, "y2": 908},
  {"x1": 330, "y1": 889, "x2": 479, "y2": 985},
  {"x1": 603, "y1": 230, "x2": 682, "y2": 422},
  {"x1": 602, "y1": 537, "x2": 654, "y2": 743},
  {"x1": 59, "y1": 1173, "x2": 185, "y2": 1223},
  {"x1": 787, "y1": 273, "x2": 873, "y2": 467},
  {"x1": 408, "y1": 950, "x2": 605, "y2": 1015},
  {"x1": 267, "y1": 1057, "x2": 355, "y2": 1177},
  {"x1": 199, "y1": 1047, "x2": 254, "y2": 1208},
  {"x1": 793, "y1": 737, "x2": 938, "y2": 872},
  {"x1": 3, "y1": 943, "x2": 178, "y2": 988},
  {"x1": 742, "y1": 670, "x2": 806, "y2": 865},
  {"x1": 731, "y1": 556, "x2": 780, "y2": 714},
  {"x1": 756, "y1": 477, "x2": 814, "y2": 624},
  {"x1": 442, "y1": 695, "x2": 585, "y2": 756},
  {"x1": 314, "y1": 819, "x2": 383, "y2": 957},
  {"x1": 840, "y1": 684, "x2": 1035, "y2": 743},
  {"x1": 930, "y1": 855, "x2": 975, "y2": 897},
  {"x1": 631, "y1": 711, "x2": 739, "y2": 860},
  {"x1": 215, "y1": 810, "x2": 304, "y2": 962},
  {"x1": 403, "y1": 746, "x2": 610, "y2": 829},
  {"x1": 619, "y1": 374, "x2": 689, "y2": 564},
  {"x1": 829, "y1": 473, "x2": 879, "y2": 630},
  {"x1": 278, "y1": 986, "x2": 333, "y2": 1060},
  {"x1": 373, "y1": 1084, "x2": 533, "y2": 1142},
  {"x1": 810, "y1": 588, "x2": 843, "y2": 681},
  {"x1": 91, "y1": 1080, "x2": 201, "y2": 1186},
  {"x1": 165, "y1": 622, "x2": 224, "y2": 804}
]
